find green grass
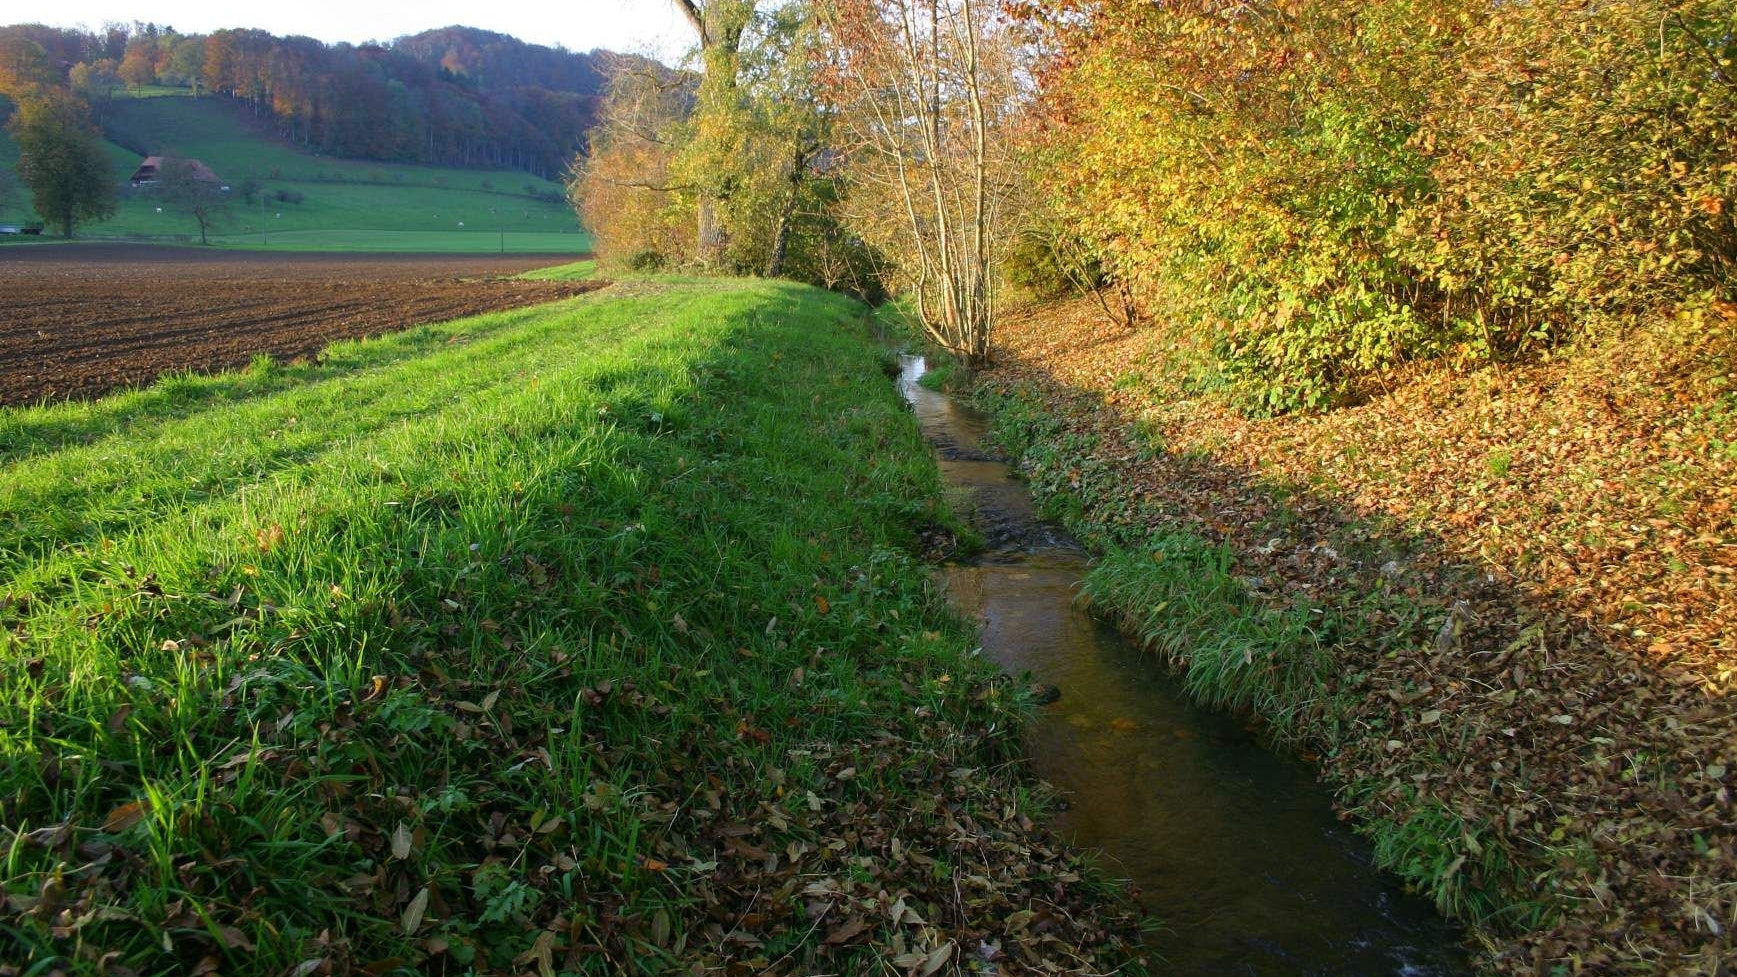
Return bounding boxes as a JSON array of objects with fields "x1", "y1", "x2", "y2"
[
  {"x1": 1079, "y1": 541, "x2": 1338, "y2": 743},
  {"x1": 208, "y1": 229, "x2": 590, "y2": 253},
  {"x1": 0, "y1": 94, "x2": 590, "y2": 252},
  {"x1": 101, "y1": 96, "x2": 557, "y2": 195},
  {"x1": 0, "y1": 279, "x2": 1133, "y2": 974},
  {"x1": 113, "y1": 86, "x2": 197, "y2": 99},
  {"x1": 518, "y1": 259, "x2": 598, "y2": 281}
]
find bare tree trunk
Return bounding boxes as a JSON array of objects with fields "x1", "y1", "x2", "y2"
[{"x1": 765, "y1": 148, "x2": 809, "y2": 278}]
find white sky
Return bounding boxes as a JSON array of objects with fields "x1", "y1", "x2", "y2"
[{"x1": 20, "y1": 0, "x2": 695, "y2": 63}]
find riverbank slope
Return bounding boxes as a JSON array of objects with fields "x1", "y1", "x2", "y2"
[{"x1": 967, "y1": 297, "x2": 1735, "y2": 975}]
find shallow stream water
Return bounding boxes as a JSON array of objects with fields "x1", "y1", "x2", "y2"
[{"x1": 898, "y1": 355, "x2": 1472, "y2": 977}]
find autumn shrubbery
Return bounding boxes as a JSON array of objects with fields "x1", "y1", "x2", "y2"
[
  {"x1": 1029, "y1": 0, "x2": 1737, "y2": 412},
  {"x1": 570, "y1": 26, "x2": 890, "y2": 300}
]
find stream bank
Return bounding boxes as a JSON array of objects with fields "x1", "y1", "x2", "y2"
[
  {"x1": 899, "y1": 354, "x2": 1472, "y2": 976},
  {"x1": 947, "y1": 296, "x2": 1737, "y2": 975}
]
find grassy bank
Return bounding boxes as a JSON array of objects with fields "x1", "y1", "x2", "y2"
[
  {"x1": 958, "y1": 299, "x2": 1736, "y2": 974},
  {"x1": 971, "y1": 382, "x2": 1537, "y2": 929},
  {"x1": 0, "y1": 281, "x2": 1139, "y2": 974}
]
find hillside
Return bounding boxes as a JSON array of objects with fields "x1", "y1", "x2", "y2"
[
  {"x1": 0, "y1": 22, "x2": 618, "y2": 177},
  {"x1": 1, "y1": 94, "x2": 589, "y2": 252}
]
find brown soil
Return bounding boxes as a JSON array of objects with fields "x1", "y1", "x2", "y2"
[{"x1": 0, "y1": 244, "x2": 605, "y2": 406}]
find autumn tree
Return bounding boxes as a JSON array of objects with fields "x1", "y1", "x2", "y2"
[
  {"x1": 818, "y1": 0, "x2": 1019, "y2": 365},
  {"x1": 119, "y1": 34, "x2": 158, "y2": 87},
  {"x1": 666, "y1": 2, "x2": 843, "y2": 278},
  {"x1": 1020, "y1": 0, "x2": 1737, "y2": 412},
  {"x1": 0, "y1": 33, "x2": 54, "y2": 97},
  {"x1": 668, "y1": 0, "x2": 755, "y2": 265},
  {"x1": 69, "y1": 59, "x2": 124, "y2": 124},
  {"x1": 572, "y1": 10, "x2": 885, "y2": 291},
  {"x1": 156, "y1": 156, "x2": 231, "y2": 245},
  {"x1": 569, "y1": 58, "x2": 694, "y2": 269},
  {"x1": 8, "y1": 90, "x2": 117, "y2": 237}
]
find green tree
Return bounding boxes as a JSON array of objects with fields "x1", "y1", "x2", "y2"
[
  {"x1": 8, "y1": 91, "x2": 117, "y2": 238},
  {"x1": 164, "y1": 36, "x2": 206, "y2": 94},
  {"x1": 156, "y1": 156, "x2": 231, "y2": 245},
  {"x1": 668, "y1": 0, "x2": 756, "y2": 265},
  {"x1": 69, "y1": 59, "x2": 125, "y2": 124},
  {"x1": 688, "y1": 2, "x2": 830, "y2": 278}
]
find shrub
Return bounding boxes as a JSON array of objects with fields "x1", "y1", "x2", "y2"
[
  {"x1": 1027, "y1": 0, "x2": 1736, "y2": 412},
  {"x1": 1003, "y1": 222, "x2": 1107, "y2": 301},
  {"x1": 625, "y1": 249, "x2": 668, "y2": 272}
]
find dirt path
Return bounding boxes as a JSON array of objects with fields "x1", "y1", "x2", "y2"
[{"x1": 0, "y1": 244, "x2": 603, "y2": 405}]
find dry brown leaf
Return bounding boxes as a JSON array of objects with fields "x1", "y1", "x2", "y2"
[
  {"x1": 823, "y1": 915, "x2": 869, "y2": 945},
  {"x1": 102, "y1": 800, "x2": 148, "y2": 834},
  {"x1": 919, "y1": 941, "x2": 954, "y2": 977}
]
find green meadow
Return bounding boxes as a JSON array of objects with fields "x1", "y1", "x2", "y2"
[{"x1": 1, "y1": 94, "x2": 589, "y2": 252}]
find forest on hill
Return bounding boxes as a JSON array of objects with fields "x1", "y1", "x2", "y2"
[{"x1": 0, "y1": 22, "x2": 631, "y2": 178}]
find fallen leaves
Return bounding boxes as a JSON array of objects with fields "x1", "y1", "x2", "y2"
[
  {"x1": 981, "y1": 296, "x2": 1737, "y2": 974},
  {"x1": 823, "y1": 915, "x2": 869, "y2": 946},
  {"x1": 399, "y1": 887, "x2": 429, "y2": 936},
  {"x1": 389, "y1": 822, "x2": 413, "y2": 862},
  {"x1": 101, "y1": 801, "x2": 148, "y2": 834}
]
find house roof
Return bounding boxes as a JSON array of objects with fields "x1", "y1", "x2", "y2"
[{"x1": 132, "y1": 157, "x2": 220, "y2": 182}]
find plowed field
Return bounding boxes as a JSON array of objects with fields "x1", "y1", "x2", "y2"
[{"x1": 0, "y1": 244, "x2": 605, "y2": 405}]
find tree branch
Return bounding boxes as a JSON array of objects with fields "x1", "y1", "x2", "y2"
[{"x1": 670, "y1": 0, "x2": 709, "y2": 46}]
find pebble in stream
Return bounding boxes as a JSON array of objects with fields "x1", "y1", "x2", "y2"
[{"x1": 899, "y1": 355, "x2": 1472, "y2": 977}]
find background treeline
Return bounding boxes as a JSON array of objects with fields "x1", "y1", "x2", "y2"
[
  {"x1": 1, "y1": 22, "x2": 626, "y2": 179},
  {"x1": 1016, "y1": 0, "x2": 1737, "y2": 412},
  {"x1": 570, "y1": 3, "x2": 892, "y2": 300}
]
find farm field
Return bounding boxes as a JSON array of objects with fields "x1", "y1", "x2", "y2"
[
  {"x1": 0, "y1": 244, "x2": 601, "y2": 405},
  {"x1": 207, "y1": 229, "x2": 592, "y2": 253}
]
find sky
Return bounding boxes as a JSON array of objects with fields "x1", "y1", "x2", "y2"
[{"x1": 23, "y1": 0, "x2": 695, "y2": 63}]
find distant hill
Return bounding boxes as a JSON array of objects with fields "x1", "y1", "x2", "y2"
[
  {"x1": 0, "y1": 22, "x2": 664, "y2": 181},
  {"x1": 394, "y1": 26, "x2": 606, "y2": 94},
  {"x1": 0, "y1": 91, "x2": 590, "y2": 252}
]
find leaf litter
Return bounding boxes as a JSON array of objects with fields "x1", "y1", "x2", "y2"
[{"x1": 974, "y1": 296, "x2": 1737, "y2": 975}]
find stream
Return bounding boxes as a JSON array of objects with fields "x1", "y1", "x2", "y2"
[{"x1": 898, "y1": 354, "x2": 1472, "y2": 977}]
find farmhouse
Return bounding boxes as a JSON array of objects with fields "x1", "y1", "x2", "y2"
[{"x1": 130, "y1": 156, "x2": 220, "y2": 187}]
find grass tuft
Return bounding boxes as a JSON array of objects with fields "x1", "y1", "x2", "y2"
[{"x1": 1080, "y1": 541, "x2": 1336, "y2": 744}]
